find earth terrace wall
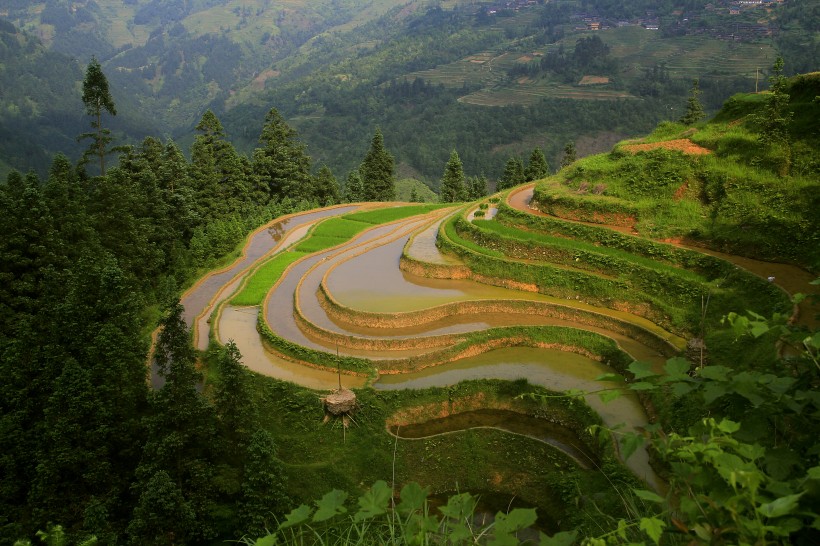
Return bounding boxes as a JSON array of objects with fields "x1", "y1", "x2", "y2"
[
  {"x1": 531, "y1": 181, "x2": 640, "y2": 227},
  {"x1": 260, "y1": 310, "x2": 637, "y2": 378},
  {"x1": 386, "y1": 395, "x2": 602, "y2": 470},
  {"x1": 293, "y1": 298, "x2": 466, "y2": 351},
  {"x1": 315, "y1": 280, "x2": 681, "y2": 357},
  {"x1": 495, "y1": 202, "x2": 791, "y2": 318},
  {"x1": 457, "y1": 215, "x2": 707, "y2": 310},
  {"x1": 434, "y1": 212, "x2": 693, "y2": 336},
  {"x1": 385, "y1": 386, "x2": 600, "y2": 450}
]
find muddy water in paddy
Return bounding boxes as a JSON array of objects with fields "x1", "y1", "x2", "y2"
[
  {"x1": 181, "y1": 205, "x2": 359, "y2": 349},
  {"x1": 374, "y1": 346, "x2": 661, "y2": 491},
  {"x1": 219, "y1": 305, "x2": 366, "y2": 389}
]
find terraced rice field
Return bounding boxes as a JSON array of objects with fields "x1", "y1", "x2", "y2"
[{"x1": 178, "y1": 175, "x2": 811, "y2": 493}]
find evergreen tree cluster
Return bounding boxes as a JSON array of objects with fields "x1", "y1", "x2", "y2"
[
  {"x1": 497, "y1": 148, "x2": 551, "y2": 191},
  {"x1": 0, "y1": 62, "x2": 358, "y2": 544}
]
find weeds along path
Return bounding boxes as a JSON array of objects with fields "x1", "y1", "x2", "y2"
[
  {"x1": 507, "y1": 184, "x2": 818, "y2": 329},
  {"x1": 180, "y1": 205, "x2": 361, "y2": 350}
]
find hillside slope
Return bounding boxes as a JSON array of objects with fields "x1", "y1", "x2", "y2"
[{"x1": 531, "y1": 72, "x2": 820, "y2": 270}]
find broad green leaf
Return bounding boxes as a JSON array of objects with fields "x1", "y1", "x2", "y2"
[
  {"x1": 628, "y1": 360, "x2": 657, "y2": 379},
  {"x1": 438, "y1": 492, "x2": 476, "y2": 520},
  {"x1": 253, "y1": 535, "x2": 277, "y2": 546},
  {"x1": 698, "y1": 365, "x2": 730, "y2": 381},
  {"x1": 632, "y1": 489, "x2": 665, "y2": 503},
  {"x1": 702, "y1": 382, "x2": 728, "y2": 404},
  {"x1": 807, "y1": 466, "x2": 820, "y2": 480},
  {"x1": 629, "y1": 381, "x2": 657, "y2": 391},
  {"x1": 539, "y1": 530, "x2": 577, "y2": 546},
  {"x1": 620, "y1": 432, "x2": 646, "y2": 461},
  {"x1": 494, "y1": 508, "x2": 537, "y2": 535},
  {"x1": 355, "y1": 480, "x2": 392, "y2": 521},
  {"x1": 732, "y1": 378, "x2": 766, "y2": 406},
  {"x1": 639, "y1": 516, "x2": 666, "y2": 544},
  {"x1": 599, "y1": 389, "x2": 622, "y2": 403},
  {"x1": 663, "y1": 357, "x2": 691, "y2": 379},
  {"x1": 716, "y1": 419, "x2": 741, "y2": 434},
  {"x1": 729, "y1": 314, "x2": 750, "y2": 337},
  {"x1": 758, "y1": 492, "x2": 804, "y2": 518},
  {"x1": 749, "y1": 321, "x2": 771, "y2": 338},
  {"x1": 278, "y1": 504, "x2": 312, "y2": 529},
  {"x1": 397, "y1": 482, "x2": 429, "y2": 514},
  {"x1": 595, "y1": 373, "x2": 624, "y2": 382},
  {"x1": 671, "y1": 382, "x2": 696, "y2": 397},
  {"x1": 313, "y1": 489, "x2": 348, "y2": 522},
  {"x1": 445, "y1": 522, "x2": 472, "y2": 543},
  {"x1": 807, "y1": 332, "x2": 820, "y2": 349},
  {"x1": 764, "y1": 376, "x2": 796, "y2": 395},
  {"x1": 490, "y1": 509, "x2": 538, "y2": 546}
]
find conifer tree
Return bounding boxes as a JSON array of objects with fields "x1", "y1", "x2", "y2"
[
  {"x1": 497, "y1": 156, "x2": 525, "y2": 190},
  {"x1": 439, "y1": 150, "x2": 465, "y2": 202},
  {"x1": 359, "y1": 128, "x2": 395, "y2": 201},
  {"x1": 679, "y1": 79, "x2": 705, "y2": 126},
  {"x1": 561, "y1": 141, "x2": 577, "y2": 168},
  {"x1": 524, "y1": 148, "x2": 550, "y2": 181},
  {"x1": 253, "y1": 107, "x2": 314, "y2": 202},
  {"x1": 131, "y1": 302, "x2": 218, "y2": 543},
  {"x1": 314, "y1": 165, "x2": 340, "y2": 206},
  {"x1": 755, "y1": 57, "x2": 793, "y2": 175},
  {"x1": 756, "y1": 57, "x2": 793, "y2": 148},
  {"x1": 238, "y1": 430, "x2": 291, "y2": 538},
  {"x1": 214, "y1": 341, "x2": 255, "y2": 459},
  {"x1": 343, "y1": 171, "x2": 364, "y2": 202},
  {"x1": 466, "y1": 174, "x2": 488, "y2": 200},
  {"x1": 191, "y1": 110, "x2": 249, "y2": 218},
  {"x1": 79, "y1": 56, "x2": 117, "y2": 176}
]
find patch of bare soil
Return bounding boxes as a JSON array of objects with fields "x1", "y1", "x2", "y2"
[
  {"x1": 622, "y1": 139, "x2": 711, "y2": 155},
  {"x1": 578, "y1": 75, "x2": 610, "y2": 85}
]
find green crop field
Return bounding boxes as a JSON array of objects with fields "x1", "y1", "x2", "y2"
[{"x1": 408, "y1": 24, "x2": 776, "y2": 108}]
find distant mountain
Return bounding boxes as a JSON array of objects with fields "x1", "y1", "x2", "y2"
[{"x1": 1, "y1": 0, "x2": 816, "y2": 184}]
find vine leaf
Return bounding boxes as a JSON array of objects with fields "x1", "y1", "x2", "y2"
[
  {"x1": 397, "y1": 482, "x2": 429, "y2": 514},
  {"x1": 633, "y1": 489, "x2": 665, "y2": 503},
  {"x1": 620, "y1": 432, "x2": 646, "y2": 461},
  {"x1": 313, "y1": 489, "x2": 348, "y2": 522},
  {"x1": 278, "y1": 504, "x2": 312, "y2": 529},
  {"x1": 639, "y1": 516, "x2": 666, "y2": 544},
  {"x1": 355, "y1": 480, "x2": 391, "y2": 521},
  {"x1": 758, "y1": 492, "x2": 804, "y2": 518},
  {"x1": 599, "y1": 389, "x2": 622, "y2": 403},
  {"x1": 662, "y1": 357, "x2": 691, "y2": 381},
  {"x1": 539, "y1": 530, "x2": 577, "y2": 546},
  {"x1": 490, "y1": 509, "x2": 537, "y2": 546},
  {"x1": 628, "y1": 360, "x2": 656, "y2": 379}
]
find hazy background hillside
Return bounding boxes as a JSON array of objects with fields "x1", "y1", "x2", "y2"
[{"x1": 2, "y1": 0, "x2": 817, "y2": 187}]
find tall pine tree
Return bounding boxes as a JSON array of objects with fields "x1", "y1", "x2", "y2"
[
  {"x1": 253, "y1": 107, "x2": 314, "y2": 203},
  {"x1": 439, "y1": 150, "x2": 465, "y2": 203},
  {"x1": 525, "y1": 148, "x2": 549, "y2": 181},
  {"x1": 359, "y1": 128, "x2": 395, "y2": 201},
  {"x1": 497, "y1": 156, "x2": 525, "y2": 191},
  {"x1": 79, "y1": 57, "x2": 117, "y2": 176},
  {"x1": 679, "y1": 79, "x2": 705, "y2": 126}
]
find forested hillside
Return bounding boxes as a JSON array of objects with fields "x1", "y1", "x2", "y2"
[{"x1": 1, "y1": 0, "x2": 816, "y2": 186}]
